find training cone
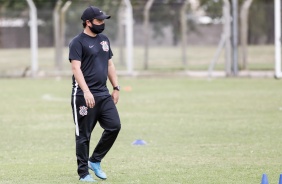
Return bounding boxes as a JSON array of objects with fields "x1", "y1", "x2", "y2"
[
  {"x1": 123, "y1": 86, "x2": 132, "y2": 92},
  {"x1": 279, "y1": 174, "x2": 282, "y2": 184},
  {"x1": 261, "y1": 174, "x2": 268, "y2": 184},
  {"x1": 132, "y1": 139, "x2": 147, "y2": 145}
]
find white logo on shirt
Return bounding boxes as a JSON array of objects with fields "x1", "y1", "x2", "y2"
[
  {"x1": 89, "y1": 45, "x2": 94, "y2": 48},
  {"x1": 100, "y1": 41, "x2": 109, "y2": 52}
]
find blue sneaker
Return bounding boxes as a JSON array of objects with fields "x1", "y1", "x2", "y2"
[
  {"x1": 88, "y1": 161, "x2": 107, "y2": 180},
  {"x1": 79, "y1": 174, "x2": 96, "y2": 182}
]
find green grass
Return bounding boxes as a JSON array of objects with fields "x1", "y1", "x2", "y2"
[{"x1": 0, "y1": 77, "x2": 282, "y2": 183}]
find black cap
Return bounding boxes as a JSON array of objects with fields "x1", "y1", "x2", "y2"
[{"x1": 81, "y1": 6, "x2": 111, "y2": 21}]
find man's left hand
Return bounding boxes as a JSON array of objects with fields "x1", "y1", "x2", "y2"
[{"x1": 111, "y1": 90, "x2": 119, "y2": 104}]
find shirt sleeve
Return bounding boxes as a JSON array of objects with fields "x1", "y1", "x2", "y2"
[
  {"x1": 69, "y1": 38, "x2": 82, "y2": 62},
  {"x1": 108, "y1": 39, "x2": 113, "y2": 60}
]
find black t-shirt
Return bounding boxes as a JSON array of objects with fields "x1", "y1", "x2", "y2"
[{"x1": 69, "y1": 32, "x2": 113, "y2": 97}]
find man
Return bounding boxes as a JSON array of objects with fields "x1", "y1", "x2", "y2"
[{"x1": 69, "y1": 6, "x2": 121, "y2": 182}]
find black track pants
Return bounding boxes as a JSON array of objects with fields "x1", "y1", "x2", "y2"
[{"x1": 71, "y1": 95, "x2": 121, "y2": 178}]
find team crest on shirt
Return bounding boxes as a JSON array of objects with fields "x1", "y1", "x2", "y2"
[
  {"x1": 100, "y1": 41, "x2": 109, "y2": 52},
  {"x1": 79, "y1": 106, "x2": 88, "y2": 116}
]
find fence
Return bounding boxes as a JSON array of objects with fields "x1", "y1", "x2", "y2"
[{"x1": 0, "y1": 0, "x2": 277, "y2": 77}]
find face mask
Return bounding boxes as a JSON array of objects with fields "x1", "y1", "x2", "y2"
[{"x1": 89, "y1": 22, "x2": 105, "y2": 34}]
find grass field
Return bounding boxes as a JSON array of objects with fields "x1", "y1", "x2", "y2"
[{"x1": 0, "y1": 77, "x2": 282, "y2": 184}]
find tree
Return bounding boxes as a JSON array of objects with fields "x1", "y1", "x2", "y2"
[
  {"x1": 198, "y1": 0, "x2": 275, "y2": 44},
  {"x1": 199, "y1": 0, "x2": 223, "y2": 19},
  {"x1": 240, "y1": 0, "x2": 253, "y2": 70},
  {"x1": 143, "y1": 0, "x2": 155, "y2": 70},
  {"x1": 130, "y1": 0, "x2": 190, "y2": 46},
  {"x1": 248, "y1": 0, "x2": 274, "y2": 44}
]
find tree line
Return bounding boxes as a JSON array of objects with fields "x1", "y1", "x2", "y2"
[{"x1": 0, "y1": 0, "x2": 276, "y2": 45}]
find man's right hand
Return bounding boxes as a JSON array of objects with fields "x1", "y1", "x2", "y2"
[{"x1": 84, "y1": 90, "x2": 95, "y2": 108}]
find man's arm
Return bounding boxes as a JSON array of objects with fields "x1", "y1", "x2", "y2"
[
  {"x1": 108, "y1": 59, "x2": 119, "y2": 104},
  {"x1": 71, "y1": 60, "x2": 95, "y2": 108}
]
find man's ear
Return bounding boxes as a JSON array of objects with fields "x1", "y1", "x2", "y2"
[{"x1": 86, "y1": 20, "x2": 92, "y2": 27}]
